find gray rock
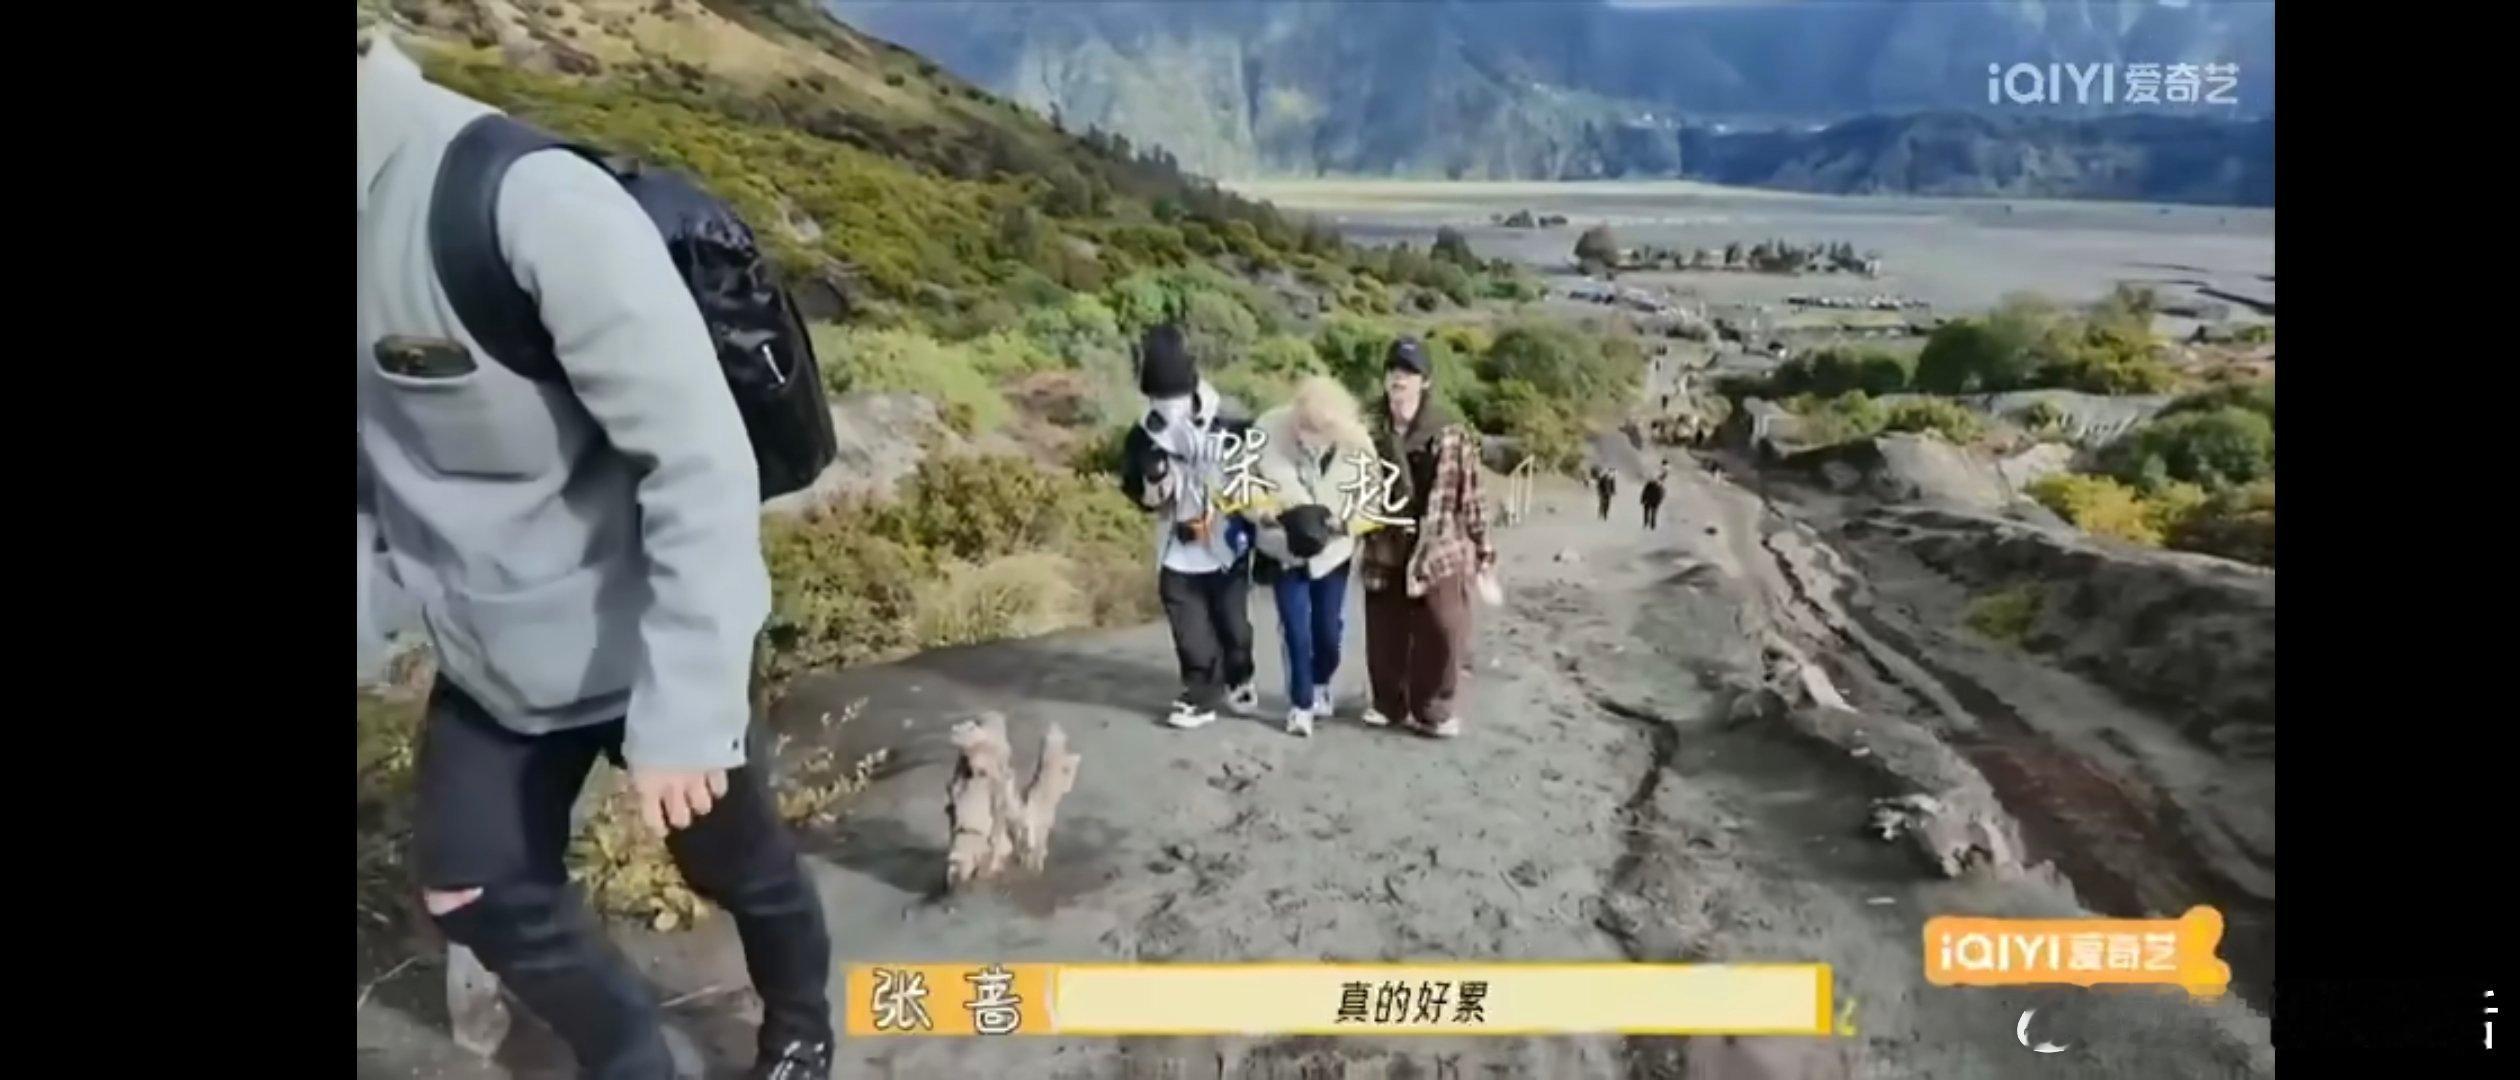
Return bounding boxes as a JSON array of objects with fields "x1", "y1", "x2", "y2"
[{"x1": 763, "y1": 392, "x2": 962, "y2": 517}]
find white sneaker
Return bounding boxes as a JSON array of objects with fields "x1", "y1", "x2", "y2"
[
  {"x1": 1225, "y1": 682, "x2": 1260, "y2": 716},
  {"x1": 1311, "y1": 684, "x2": 1336, "y2": 717},
  {"x1": 1165, "y1": 700, "x2": 1218, "y2": 729},
  {"x1": 1425, "y1": 716, "x2": 1463, "y2": 739},
  {"x1": 1359, "y1": 707, "x2": 1393, "y2": 728},
  {"x1": 1285, "y1": 706, "x2": 1315, "y2": 738}
]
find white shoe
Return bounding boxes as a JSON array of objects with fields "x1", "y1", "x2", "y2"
[
  {"x1": 1285, "y1": 706, "x2": 1315, "y2": 738},
  {"x1": 1165, "y1": 700, "x2": 1218, "y2": 729},
  {"x1": 1225, "y1": 682, "x2": 1260, "y2": 716},
  {"x1": 1311, "y1": 684, "x2": 1336, "y2": 717},
  {"x1": 1360, "y1": 707, "x2": 1393, "y2": 728},
  {"x1": 1425, "y1": 716, "x2": 1463, "y2": 739}
]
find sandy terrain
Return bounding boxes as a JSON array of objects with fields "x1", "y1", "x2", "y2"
[
  {"x1": 358, "y1": 459, "x2": 2275, "y2": 1078},
  {"x1": 1231, "y1": 179, "x2": 2274, "y2": 315}
]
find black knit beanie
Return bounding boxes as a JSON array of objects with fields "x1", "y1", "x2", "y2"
[{"x1": 1138, "y1": 324, "x2": 1197, "y2": 398}]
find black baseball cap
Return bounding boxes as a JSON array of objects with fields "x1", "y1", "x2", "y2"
[{"x1": 1386, "y1": 337, "x2": 1430, "y2": 376}]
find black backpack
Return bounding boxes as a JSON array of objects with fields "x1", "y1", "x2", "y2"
[{"x1": 429, "y1": 114, "x2": 840, "y2": 501}]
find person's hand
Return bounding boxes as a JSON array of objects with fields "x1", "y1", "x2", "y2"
[{"x1": 629, "y1": 767, "x2": 730, "y2": 835}]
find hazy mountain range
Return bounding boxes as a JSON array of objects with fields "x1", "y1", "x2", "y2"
[{"x1": 827, "y1": 0, "x2": 2275, "y2": 204}]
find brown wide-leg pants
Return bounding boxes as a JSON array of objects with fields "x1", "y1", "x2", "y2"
[{"x1": 1364, "y1": 575, "x2": 1474, "y2": 727}]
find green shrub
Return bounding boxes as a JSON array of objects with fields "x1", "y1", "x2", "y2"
[
  {"x1": 1963, "y1": 584, "x2": 2045, "y2": 646},
  {"x1": 913, "y1": 552, "x2": 1090, "y2": 647},
  {"x1": 1772, "y1": 347, "x2": 1913, "y2": 397},
  {"x1": 1882, "y1": 397, "x2": 1984, "y2": 443},
  {"x1": 2102, "y1": 407, "x2": 2275, "y2": 490},
  {"x1": 1210, "y1": 334, "x2": 1323, "y2": 410},
  {"x1": 1316, "y1": 315, "x2": 1401, "y2": 397},
  {"x1": 1481, "y1": 321, "x2": 1640, "y2": 414},
  {"x1": 2161, "y1": 378, "x2": 2274, "y2": 421},
  {"x1": 966, "y1": 328, "x2": 1060, "y2": 380},
  {"x1": 761, "y1": 514, "x2": 934, "y2": 682},
  {"x1": 1915, "y1": 320, "x2": 2036, "y2": 394},
  {"x1": 812, "y1": 324, "x2": 1011, "y2": 435},
  {"x1": 1071, "y1": 420, "x2": 1135, "y2": 476},
  {"x1": 2026, "y1": 473, "x2": 2165, "y2": 546},
  {"x1": 2016, "y1": 399, "x2": 2071, "y2": 437},
  {"x1": 2036, "y1": 332, "x2": 2179, "y2": 394},
  {"x1": 2141, "y1": 480, "x2": 2211, "y2": 539},
  {"x1": 1786, "y1": 391, "x2": 1888, "y2": 446},
  {"x1": 2166, "y1": 479, "x2": 2275, "y2": 566},
  {"x1": 1180, "y1": 288, "x2": 1261, "y2": 368},
  {"x1": 877, "y1": 455, "x2": 1071, "y2": 563},
  {"x1": 1021, "y1": 294, "x2": 1127, "y2": 365},
  {"x1": 1482, "y1": 379, "x2": 1585, "y2": 472},
  {"x1": 1574, "y1": 225, "x2": 1619, "y2": 271}
]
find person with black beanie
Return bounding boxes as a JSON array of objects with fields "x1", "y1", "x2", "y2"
[{"x1": 1119, "y1": 324, "x2": 1260, "y2": 729}]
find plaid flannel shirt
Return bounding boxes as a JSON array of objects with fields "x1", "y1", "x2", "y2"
[{"x1": 1360, "y1": 426, "x2": 1495, "y2": 597}]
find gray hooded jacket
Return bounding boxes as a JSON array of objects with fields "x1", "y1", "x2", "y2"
[{"x1": 356, "y1": 39, "x2": 769, "y2": 770}]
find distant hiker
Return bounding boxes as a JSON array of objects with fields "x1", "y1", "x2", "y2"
[
  {"x1": 1594, "y1": 466, "x2": 1618, "y2": 520},
  {"x1": 1358, "y1": 338, "x2": 1498, "y2": 739},
  {"x1": 1250, "y1": 376, "x2": 1375, "y2": 737},
  {"x1": 1641, "y1": 464, "x2": 1670, "y2": 530},
  {"x1": 358, "y1": 38, "x2": 835, "y2": 1080},
  {"x1": 1122, "y1": 324, "x2": 1259, "y2": 730}
]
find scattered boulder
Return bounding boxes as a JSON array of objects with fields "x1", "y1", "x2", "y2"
[
  {"x1": 1784, "y1": 434, "x2": 2016, "y2": 513},
  {"x1": 1994, "y1": 440, "x2": 2078, "y2": 493},
  {"x1": 1010, "y1": 370, "x2": 1099, "y2": 428},
  {"x1": 763, "y1": 392, "x2": 962, "y2": 517}
]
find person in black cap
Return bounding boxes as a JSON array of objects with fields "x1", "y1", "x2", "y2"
[
  {"x1": 1356, "y1": 336, "x2": 1496, "y2": 740},
  {"x1": 1119, "y1": 324, "x2": 1260, "y2": 729}
]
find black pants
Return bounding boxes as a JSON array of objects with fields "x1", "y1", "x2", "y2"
[
  {"x1": 1157, "y1": 558, "x2": 1255, "y2": 710},
  {"x1": 1597, "y1": 490, "x2": 1614, "y2": 519},
  {"x1": 1642, "y1": 500, "x2": 1662, "y2": 529},
  {"x1": 414, "y1": 679, "x2": 831, "y2": 1079}
]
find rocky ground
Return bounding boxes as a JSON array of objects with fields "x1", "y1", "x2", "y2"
[{"x1": 358, "y1": 424, "x2": 2277, "y2": 1077}]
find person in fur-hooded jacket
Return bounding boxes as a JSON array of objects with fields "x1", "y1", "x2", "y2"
[
  {"x1": 1246, "y1": 376, "x2": 1376, "y2": 737},
  {"x1": 1118, "y1": 324, "x2": 1260, "y2": 730}
]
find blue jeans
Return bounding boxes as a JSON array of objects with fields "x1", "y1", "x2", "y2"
[{"x1": 1272, "y1": 561, "x2": 1351, "y2": 711}]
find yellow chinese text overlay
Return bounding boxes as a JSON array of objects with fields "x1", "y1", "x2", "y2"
[{"x1": 845, "y1": 962, "x2": 1835, "y2": 1036}]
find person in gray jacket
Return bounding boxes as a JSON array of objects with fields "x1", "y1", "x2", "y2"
[
  {"x1": 357, "y1": 37, "x2": 830, "y2": 1080},
  {"x1": 1247, "y1": 376, "x2": 1374, "y2": 737}
]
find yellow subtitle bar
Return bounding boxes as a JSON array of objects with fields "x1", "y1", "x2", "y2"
[
  {"x1": 845, "y1": 963, "x2": 1833, "y2": 1037},
  {"x1": 1922, "y1": 905, "x2": 2231, "y2": 998}
]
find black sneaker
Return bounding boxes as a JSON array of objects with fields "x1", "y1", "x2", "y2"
[{"x1": 749, "y1": 1038, "x2": 833, "y2": 1080}]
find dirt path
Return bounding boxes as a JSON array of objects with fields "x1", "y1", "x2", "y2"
[{"x1": 359, "y1": 456, "x2": 2275, "y2": 1080}]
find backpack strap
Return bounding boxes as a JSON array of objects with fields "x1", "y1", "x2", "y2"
[{"x1": 428, "y1": 113, "x2": 604, "y2": 384}]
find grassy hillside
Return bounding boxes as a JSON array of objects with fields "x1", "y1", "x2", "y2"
[{"x1": 373, "y1": 0, "x2": 1535, "y2": 330}]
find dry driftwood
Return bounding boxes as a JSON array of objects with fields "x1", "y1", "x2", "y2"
[
  {"x1": 1016, "y1": 724, "x2": 1082, "y2": 872},
  {"x1": 946, "y1": 712, "x2": 1081, "y2": 889}
]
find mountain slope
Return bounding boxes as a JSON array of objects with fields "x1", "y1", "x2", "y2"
[
  {"x1": 363, "y1": 0, "x2": 1391, "y2": 322},
  {"x1": 831, "y1": 0, "x2": 2277, "y2": 198}
]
